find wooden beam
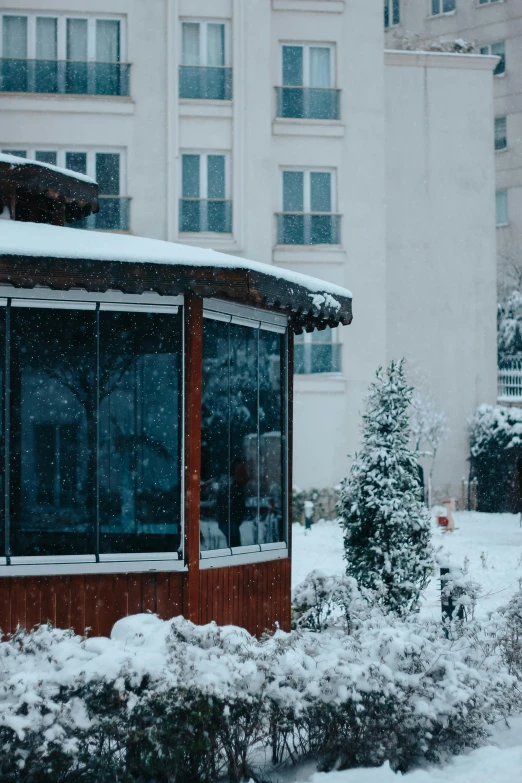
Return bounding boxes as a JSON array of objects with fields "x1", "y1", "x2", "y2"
[
  {"x1": 183, "y1": 294, "x2": 203, "y2": 623},
  {"x1": 287, "y1": 330, "x2": 294, "y2": 562}
]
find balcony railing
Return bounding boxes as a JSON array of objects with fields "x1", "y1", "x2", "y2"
[
  {"x1": 276, "y1": 213, "x2": 341, "y2": 246},
  {"x1": 179, "y1": 199, "x2": 232, "y2": 233},
  {"x1": 275, "y1": 86, "x2": 340, "y2": 120},
  {"x1": 71, "y1": 197, "x2": 130, "y2": 231},
  {"x1": 498, "y1": 361, "x2": 522, "y2": 401},
  {"x1": 295, "y1": 343, "x2": 342, "y2": 374},
  {"x1": 0, "y1": 59, "x2": 130, "y2": 97},
  {"x1": 179, "y1": 65, "x2": 232, "y2": 101}
]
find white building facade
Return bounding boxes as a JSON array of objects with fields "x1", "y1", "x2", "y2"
[{"x1": 0, "y1": 0, "x2": 497, "y2": 498}]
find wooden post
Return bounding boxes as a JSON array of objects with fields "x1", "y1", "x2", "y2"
[
  {"x1": 183, "y1": 294, "x2": 203, "y2": 623},
  {"x1": 287, "y1": 329, "x2": 294, "y2": 561}
]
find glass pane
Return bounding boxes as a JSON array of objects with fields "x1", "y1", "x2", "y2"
[
  {"x1": 432, "y1": 0, "x2": 440, "y2": 14},
  {"x1": 207, "y1": 23, "x2": 225, "y2": 66},
  {"x1": 229, "y1": 323, "x2": 258, "y2": 547},
  {"x1": 65, "y1": 151, "x2": 87, "y2": 175},
  {"x1": 392, "y1": 0, "x2": 400, "y2": 25},
  {"x1": 492, "y1": 42, "x2": 505, "y2": 75},
  {"x1": 443, "y1": 0, "x2": 455, "y2": 10},
  {"x1": 309, "y1": 47, "x2": 330, "y2": 88},
  {"x1": 282, "y1": 46, "x2": 303, "y2": 86},
  {"x1": 67, "y1": 18, "x2": 88, "y2": 60},
  {"x1": 201, "y1": 318, "x2": 230, "y2": 551},
  {"x1": 2, "y1": 150, "x2": 26, "y2": 158},
  {"x1": 182, "y1": 154, "x2": 200, "y2": 198},
  {"x1": 207, "y1": 155, "x2": 225, "y2": 199},
  {"x1": 96, "y1": 20, "x2": 120, "y2": 62},
  {"x1": 384, "y1": 0, "x2": 390, "y2": 29},
  {"x1": 294, "y1": 343, "x2": 306, "y2": 374},
  {"x1": 311, "y1": 344, "x2": 334, "y2": 373},
  {"x1": 36, "y1": 17, "x2": 57, "y2": 59},
  {"x1": 259, "y1": 330, "x2": 284, "y2": 544},
  {"x1": 10, "y1": 308, "x2": 96, "y2": 557},
  {"x1": 35, "y1": 151, "x2": 57, "y2": 165},
  {"x1": 495, "y1": 117, "x2": 507, "y2": 150},
  {"x1": 496, "y1": 190, "x2": 508, "y2": 226},
  {"x1": 3, "y1": 16, "x2": 27, "y2": 58},
  {"x1": 99, "y1": 311, "x2": 182, "y2": 555},
  {"x1": 310, "y1": 172, "x2": 332, "y2": 212},
  {"x1": 283, "y1": 171, "x2": 304, "y2": 212},
  {"x1": 96, "y1": 153, "x2": 120, "y2": 195},
  {"x1": 182, "y1": 23, "x2": 200, "y2": 66}
]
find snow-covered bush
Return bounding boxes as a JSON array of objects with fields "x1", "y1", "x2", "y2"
[
  {"x1": 469, "y1": 404, "x2": 522, "y2": 457},
  {"x1": 1, "y1": 606, "x2": 519, "y2": 781},
  {"x1": 338, "y1": 361, "x2": 433, "y2": 614},
  {"x1": 292, "y1": 570, "x2": 362, "y2": 632},
  {"x1": 392, "y1": 31, "x2": 474, "y2": 53},
  {"x1": 498, "y1": 589, "x2": 522, "y2": 678},
  {"x1": 498, "y1": 290, "x2": 522, "y2": 366}
]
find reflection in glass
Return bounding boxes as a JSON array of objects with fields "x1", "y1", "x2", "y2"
[
  {"x1": 99, "y1": 311, "x2": 181, "y2": 554},
  {"x1": 201, "y1": 318, "x2": 285, "y2": 551},
  {"x1": 10, "y1": 308, "x2": 96, "y2": 556}
]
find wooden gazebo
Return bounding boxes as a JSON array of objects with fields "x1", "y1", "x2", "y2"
[{"x1": 0, "y1": 154, "x2": 352, "y2": 637}]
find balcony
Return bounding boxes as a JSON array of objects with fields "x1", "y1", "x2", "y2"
[
  {"x1": 295, "y1": 343, "x2": 342, "y2": 374},
  {"x1": 498, "y1": 361, "x2": 522, "y2": 402},
  {"x1": 275, "y1": 86, "x2": 340, "y2": 120},
  {"x1": 276, "y1": 213, "x2": 341, "y2": 246},
  {"x1": 179, "y1": 66, "x2": 232, "y2": 101},
  {"x1": 179, "y1": 199, "x2": 232, "y2": 234},
  {"x1": 71, "y1": 197, "x2": 130, "y2": 231},
  {"x1": 0, "y1": 59, "x2": 131, "y2": 97}
]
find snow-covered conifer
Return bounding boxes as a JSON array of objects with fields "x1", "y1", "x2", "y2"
[{"x1": 338, "y1": 360, "x2": 433, "y2": 614}]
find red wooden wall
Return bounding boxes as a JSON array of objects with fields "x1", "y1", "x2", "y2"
[{"x1": 0, "y1": 559, "x2": 291, "y2": 638}]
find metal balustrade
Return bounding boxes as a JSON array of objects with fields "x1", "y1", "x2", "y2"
[
  {"x1": 276, "y1": 213, "x2": 341, "y2": 245},
  {"x1": 498, "y1": 360, "x2": 522, "y2": 401},
  {"x1": 179, "y1": 66, "x2": 232, "y2": 100},
  {"x1": 0, "y1": 59, "x2": 130, "y2": 97},
  {"x1": 275, "y1": 86, "x2": 341, "y2": 120},
  {"x1": 71, "y1": 197, "x2": 130, "y2": 231},
  {"x1": 179, "y1": 199, "x2": 232, "y2": 233}
]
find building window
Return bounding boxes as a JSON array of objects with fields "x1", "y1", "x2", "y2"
[
  {"x1": 179, "y1": 21, "x2": 232, "y2": 100},
  {"x1": 200, "y1": 313, "x2": 286, "y2": 552},
  {"x1": 179, "y1": 153, "x2": 232, "y2": 234},
  {"x1": 276, "y1": 43, "x2": 339, "y2": 120},
  {"x1": 496, "y1": 190, "x2": 508, "y2": 226},
  {"x1": 5, "y1": 302, "x2": 182, "y2": 560},
  {"x1": 277, "y1": 169, "x2": 340, "y2": 245},
  {"x1": 479, "y1": 0, "x2": 501, "y2": 4},
  {"x1": 384, "y1": 0, "x2": 400, "y2": 27},
  {"x1": 480, "y1": 42, "x2": 505, "y2": 75},
  {"x1": 495, "y1": 116, "x2": 507, "y2": 150},
  {"x1": 294, "y1": 327, "x2": 341, "y2": 374},
  {"x1": 0, "y1": 13, "x2": 129, "y2": 96},
  {"x1": 0, "y1": 148, "x2": 129, "y2": 230},
  {"x1": 431, "y1": 0, "x2": 456, "y2": 14}
]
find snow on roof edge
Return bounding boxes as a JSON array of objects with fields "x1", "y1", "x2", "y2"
[{"x1": 0, "y1": 152, "x2": 96, "y2": 186}]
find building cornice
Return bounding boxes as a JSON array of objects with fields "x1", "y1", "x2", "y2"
[{"x1": 385, "y1": 49, "x2": 500, "y2": 71}]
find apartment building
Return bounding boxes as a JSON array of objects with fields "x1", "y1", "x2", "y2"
[
  {"x1": 384, "y1": 0, "x2": 522, "y2": 293},
  {"x1": 0, "y1": 0, "x2": 498, "y2": 497}
]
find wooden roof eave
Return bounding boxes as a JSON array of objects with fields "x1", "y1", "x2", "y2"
[{"x1": 0, "y1": 254, "x2": 353, "y2": 332}]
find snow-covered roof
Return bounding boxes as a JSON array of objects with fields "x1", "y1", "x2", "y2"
[
  {"x1": 0, "y1": 221, "x2": 353, "y2": 330},
  {"x1": 0, "y1": 152, "x2": 96, "y2": 185}
]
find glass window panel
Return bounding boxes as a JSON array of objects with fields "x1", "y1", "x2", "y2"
[
  {"x1": 207, "y1": 155, "x2": 225, "y2": 199},
  {"x1": 2, "y1": 150, "x2": 26, "y2": 158},
  {"x1": 495, "y1": 116, "x2": 507, "y2": 150},
  {"x1": 492, "y1": 41, "x2": 505, "y2": 75},
  {"x1": 99, "y1": 311, "x2": 182, "y2": 555},
  {"x1": 96, "y1": 20, "x2": 120, "y2": 62},
  {"x1": 67, "y1": 18, "x2": 88, "y2": 60},
  {"x1": 392, "y1": 0, "x2": 400, "y2": 25},
  {"x1": 182, "y1": 154, "x2": 200, "y2": 198},
  {"x1": 201, "y1": 318, "x2": 230, "y2": 551},
  {"x1": 207, "y1": 23, "x2": 225, "y2": 67},
  {"x1": 259, "y1": 330, "x2": 284, "y2": 544},
  {"x1": 384, "y1": 0, "x2": 390, "y2": 28},
  {"x1": 65, "y1": 151, "x2": 87, "y2": 175},
  {"x1": 2, "y1": 16, "x2": 27, "y2": 58},
  {"x1": 496, "y1": 190, "x2": 508, "y2": 226},
  {"x1": 10, "y1": 308, "x2": 96, "y2": 557},
  {"x1": 182, "y1": 23, "x2": 200, "y2": 66},
  {"x1": 309, "y1": 47, "x2": 330, "y2": 88},
  {"x1": 282, "y1": 46, "x2": 303, "y2": 86},
  {"x1": 310, "y1": 172, "x2": 332, "y2": 212},
  {"x1": 96, "y1": 152, "x2": 120, "y2": 195},
  {"x1": 35, "y1": 151, "x2": 57, "y2": 165},
  {"x1": 36, "y1": 17, "x2": 57, "y2": 59},
  {"x1": 283, "y1": 171, "x2": 304, "y2": 212},
  {"x1": 443, "y1": 0, "x2": 455, "y2": 10}
]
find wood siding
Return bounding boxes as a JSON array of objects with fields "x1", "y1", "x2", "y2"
[{"x1": 0, "y1": 558, "x2": 291, "y2": 638}]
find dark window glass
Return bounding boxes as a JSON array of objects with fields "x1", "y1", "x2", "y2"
[
  {"x1": 99, "y1": 310, "x2": 182, "y2": 555},
  {"x1": 2, "y1": 150, "x2": 26, "y2": 158},
  {"x1": 282, "y1": 46, "x2": 303, "y2": 86},
  {"x1": 0, "y1": 309, "x2": 4, "y2": 556},
  {"x1": 65, "y1": 152, "x2": 87, "y2": 175},
  {"x1": 182, "y1": 154, "x2": 200, "y2": 198},
  {"x1": 10, "y1": 307, "x2": 96, "y2": 557},
  {"x1": 201, "y1": 319, "x2": 285, "y2": 551},
  {"x1": 96, "y1": 152, "x2": 120, "y2": 195},
  {"x1": 35, "y1": 151, "x2": 57, "y2": 166}
]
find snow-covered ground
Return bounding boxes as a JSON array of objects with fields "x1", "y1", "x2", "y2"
[{"x1": 289, "y1": 512, "x2": 522, "y2": 783}]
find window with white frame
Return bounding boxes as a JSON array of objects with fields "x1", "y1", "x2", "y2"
[
  {"x1": 1, "y1": 148, "x2": 128, "y2": 230},
  {"x1": 277, "y1": 43, "x2": 339, "y2": 119},
  {"x1": 294, "y1": 327, "x2": 341, "y2": 374},
  {"x1": 480, "y1": 42, "x2": 505, "y2": 75},
  {"x1": 278, "y1": 169, "x2": 340, "y2": 245},
  {"x1": 495, "y1": 116, "x2": 507, "y2": 150},
  {"x1": 384, "y1": 0, "x2": 400, "y2": 27},
  {"x1": 479, "y1": 0, "x2": 502, "y2": 4},
  {"x1": 0, "y1": 13, "x2": 128, "y2": 96},
  {"x1": 431, "y1": 0, "x2": 456, "y2": 15},
  {"x1": 180, "y1": 152, "x2": 232, "y2": 234},
  {"x1": 496, "y1": 190, "x2": 508, "y2": 226},
  {"x1": 179, "y1": 20, "x2": 231, "y2": 100}
]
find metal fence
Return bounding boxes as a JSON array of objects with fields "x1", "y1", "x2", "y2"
[{"x1": 498, "y1": 360, "x2": 522, "y2": 401}]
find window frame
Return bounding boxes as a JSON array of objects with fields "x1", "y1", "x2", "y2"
[
  {"x1": 496, "y1": 189, "x2": 508, "y2": 227},
  {"x1": 431, "y1": 0, "x2": 456, "y2": 16},
  {"x1": 280, "y1": 42, "x2": 335, "y2": 89},
  {"x1": 0, "y1": 12, "x2": 126, "y2": 62},
  {"x1": 179, "y1": 19, "x2": 231, "y2": 68},
  {"x1": 480, "y1": 42, "x2": 505, "y2": 75},
  {"x1": 294, "y1": 327, "x2": 342, "y2": 376},
  {"x1": 180, "y1": 151, "x2": 231, "y2": 201},
  {"x1": 280, "y1": 167, "x2": 337, "y2": 214}
]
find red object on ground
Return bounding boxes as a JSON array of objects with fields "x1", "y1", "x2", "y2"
[{"x1": 437, "y1": 515, "x2": 449, "y2": 527}]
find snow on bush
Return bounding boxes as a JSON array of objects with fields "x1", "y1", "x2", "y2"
[
  {"x1": 498, "y1": 290, "x2": 522, "y2": 366},
  {"x1": 0, "y1": 604, "x2": 519, "y2": 782},
  {"x1": 469, "y1": 403, "x2": 522, "y2": 457}
]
